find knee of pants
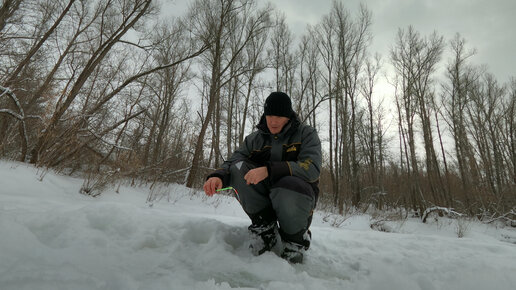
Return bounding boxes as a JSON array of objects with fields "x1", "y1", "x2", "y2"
[
  {"x1": 229, "y1": 160, "x2": 271, "y2": 216},
  {"x1": 270, "y1": 177, "x2": 315, "y2": 235},
  {"x1": 273, "y1": 192, "x2": 312, "y2": 217}
]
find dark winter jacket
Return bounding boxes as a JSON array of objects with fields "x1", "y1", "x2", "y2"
[{"x1": 208, "y1": 113, "x2": 322, "y2": 196}]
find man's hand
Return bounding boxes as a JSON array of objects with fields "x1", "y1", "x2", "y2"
[
  {"x1": 244, "y1": 167, "x2": 268, "y2": 185},
  {"x1": 203, "y1": 177, "x2": 222, "y2": 196}
]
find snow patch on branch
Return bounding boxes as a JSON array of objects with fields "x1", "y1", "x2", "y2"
[
  {"x1": 422, "y1": 206, "x2": 463, "y2": 223},
  {"x1": 0, "y1": 108, "x2": 23, "y2": 119}
]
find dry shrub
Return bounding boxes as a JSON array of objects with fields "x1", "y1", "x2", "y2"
[{"x1": 79, "y1": 169, "x2": 120, "y2": 197}]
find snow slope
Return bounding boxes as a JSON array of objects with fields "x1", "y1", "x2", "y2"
[{"x1": 1, "y1": 160, "x2": 516, "y2": 290}]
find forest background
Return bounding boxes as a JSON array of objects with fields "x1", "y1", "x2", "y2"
[{"x1": 1, "y1": 0, "x2": 514, "y2": 224}]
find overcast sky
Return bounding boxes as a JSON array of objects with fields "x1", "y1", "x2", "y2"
[
  {"x1": 163, "y1": 0, "x2": 515, "y2": 84},
  {"x1": 275, "y1": 0, "x2": 515, "y2": 84}
]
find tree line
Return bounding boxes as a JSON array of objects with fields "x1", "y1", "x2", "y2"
[{"x1": 1, "y1": 0, "x2": 514, "y2": 223}]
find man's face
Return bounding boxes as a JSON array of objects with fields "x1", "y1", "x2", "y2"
[{"x1": 266, "y1": 115, "x2": 290, "y2": 134}]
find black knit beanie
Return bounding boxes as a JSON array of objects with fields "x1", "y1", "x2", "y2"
[{"x1": 264, "y1": 92, "x2": 293, "y2": 118}]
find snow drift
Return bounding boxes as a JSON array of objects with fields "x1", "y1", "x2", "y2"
[{"x1": 1, "y1": 160, "x2": 516, "y2": 290}]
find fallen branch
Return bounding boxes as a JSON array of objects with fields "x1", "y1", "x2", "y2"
[
  {"x1": 422, "y1": 206, "x2": 463, "y2": 223},
  {"x1": 483, "y1": 209, "x2": 516, "y2": 227}
]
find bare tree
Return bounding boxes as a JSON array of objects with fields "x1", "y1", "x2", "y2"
[
  {"x1": 467, "y1": 73, "x2": 507, "y2": 198},
  {"x1": 293, "y1": 29, "x2": 323, "y2": 128},
  {"x1": 144, "y1": 20, "x2": 193, "y2": 169},
  {"x1": 391, "y1": 27, "x2": 424, "y2": 213},
  {"x1": 0, "y1": 0, "x2": 23, "y2": 33},
  {"x1": 411, "y1": 30, "x2": 447, "y2": 207},
  {"x1": 269, "y1": 12, "x2": 296, "y2": 94},
  {"x1": 507, "y1": 79, "x2": 516, "y2": 186},
  {"x1": 185, "y1": 0, "x2": 272, "y2": 188},
  {"x1": 8, "y1": 0, "x2": 208, "y2": 169},
  {"x1": 334, "y1": 2, "x2": 372, "y2": 208},
  {"x1": 315, "y1": 9, "x2": 338, "y2": 208},
  {"x1": 238, "y1": 25, "x2": 268, "y2": 145},
  {"x1": 360, "y1": 53, "x2": 383, "y2": 191},
  {"x1": 441, "y1": 34, "x2": 481, "y2": 212},
  {"x1": 1, "y1": 0, "x2": 81, "y2": 160},
  {"x1": 28, "y1": 0, "x2": 154, "y2": 164},
  {"x1": 3, "y1": 0, "x2": 76, "y2": 89},
  {"x1": 310, "y1": 2, "x2": 372, "y2": 212}
]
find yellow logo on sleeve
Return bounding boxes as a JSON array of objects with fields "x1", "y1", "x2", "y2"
[
  {"x1": 287, "y1": 146, "x2": 297, "y2": 153},
  {"x1": 299, "y1": 159, "x2": 312, "y2": 170}
]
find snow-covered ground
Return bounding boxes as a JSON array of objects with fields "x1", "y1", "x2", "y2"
[{"x1": 1, "y1": 160, "x2": 516, "y2": 290}]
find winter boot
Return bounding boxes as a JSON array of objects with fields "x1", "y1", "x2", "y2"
[
  {"x1": 248, "y1": 222, "x2": 277, "y2": 256},
  {"x1": 280, "y1": 230, "x2": 311, "y2": 264},
  {"x1": 281, "y1": 241, "x2": 305, "y2": 264}
]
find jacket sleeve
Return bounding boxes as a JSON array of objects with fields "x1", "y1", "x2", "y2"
[
  {"x1": 268, "y1": 126, "x2": 322, "y2": 183},
  {"x1": 206, "y1": 133, "x2": 255, "y2": 186}
]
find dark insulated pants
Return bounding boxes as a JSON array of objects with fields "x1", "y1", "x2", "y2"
[{"x1": 228, "y1": 160, "x2": 316, "y2": 245}]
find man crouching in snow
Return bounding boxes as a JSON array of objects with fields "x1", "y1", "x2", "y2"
[{"x1": 203, "y1": 92, "x2": 321, "y2": 264}]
